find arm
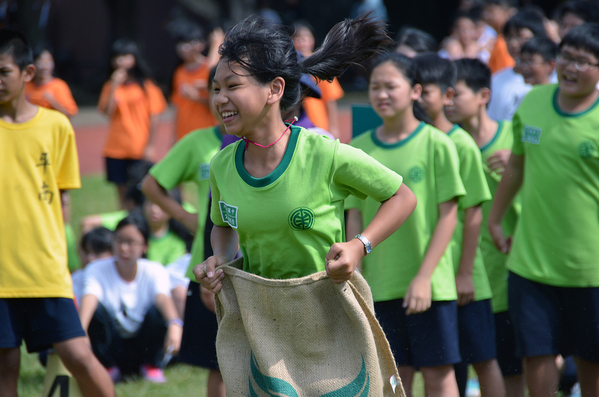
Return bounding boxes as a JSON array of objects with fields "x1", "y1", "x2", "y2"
[
  {"x1": 325, "y1": 100, "x2": 340, "y2": 140},
  {"x1": 99, "y1": 69, "x2": 127, "y2": 117},
  {"x1": 488, "y1": 153, "x2": 524, "y2": 253},
  {"x1": 78, "y1": 294, "x2": 99, "y2": 332},
  {"x1": 404, "y1": 199, "x2": 458, "y2": 315},
  {"x1": 155, "y1": 294, "x2": 183, "y2": 354},
  {"x1": 345, "y1": 208, "x2": 364, "y2": 271},
  {"x1": 193, "y1": 225, "x2": 240, "y2": 294},
  {"x1": 43, "y1": 92, "x2": 76, "y2": 118},
  {"x1": 326, "y1": 183, "x2": 417, "y2": 283},
  {"x1": 455, "y1": 205, "x2": 483, "y2": 306},
  {"x1": 141, "y1": 175, "x2": 197, "y2": 233},
  {"x1": 206, "y1": 27, "x2": 225, "y2": 69},
  {"x1": 144, "y1": 114, "x2": 161, "y2": 161},
  {"x1": 486, "y1": 149, "x2": 511, "y2": 175}
]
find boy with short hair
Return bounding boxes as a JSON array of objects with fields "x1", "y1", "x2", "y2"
[
  {"x1": 0, "y1": 29, "x2": 115, "y2": 396},
  {"x1": 517, "y1": 36, "x2": 557, "y2": 86},
  {"x1": 489, "y1": 23, "x2": 599, "y2": 397},
  {"x1": 554, "y1": 0, "x2": 599, "y2": 40},
  {"x1": 446, "y1": 58, "x2": 524, "y2": 397},
  {"x1": 414, "y1": 53, "x2": 504, "y2": 397}
]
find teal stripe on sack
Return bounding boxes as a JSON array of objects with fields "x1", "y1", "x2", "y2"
[{"x1": 321, "y1": 357, "x2": 369, "y2": 397}]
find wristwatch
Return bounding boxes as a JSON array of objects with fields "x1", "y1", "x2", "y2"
[{"x1": 355, "y1": 234, "x2": 372, "y2": 255}]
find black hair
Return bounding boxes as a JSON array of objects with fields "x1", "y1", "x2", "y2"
[
  {"x1": 559, "y1": 23, "x2": 599, "y2": 60},
  {"x1": 80, "y1": 227, "x2": 113, "y2": 255},
  {"x1": 413, "y1": 53, "x2": 457, "y2": 92},
  {"x1": 115, "y1": 212, "x2": 150, "y2": 245},
  {"x1": 451, "y1": 9, "x2": 476, "y2": 30},
  {"x1": 554, "y1": 1, "x2": 599, "y2": 25},
  {"x1": 468, "y1": 5, "x2": 484, "y2": 24},
  {"x1": 454, "y1": 58, "x2": 491, "y2": 92},
  {"x1": 109, "y1": 39, "x2": 152, "y2": 89},
  {"x1": 395, "y1": 27, "x2": 437, "y2": 54},
  {"x1": 0, "y1": 29, "x2": 33, "y2": 71},
  {"x1": 521, "y1": 36, "x2": 558, "y2": 61},
  {"x1": 483, "y1": 0, "x2": 516, "y2": 8},
  {"x1": 208, "y1": 65, "x2": 217, "y2": 90},
  {"x1": 503, "y1": 10, "x2": 547, "y2": 38},
  {"x1": 32, "y1": 45, "x2": 53, "y2": 62},
  {"x1": 289, "y1": 19, "x2": 315, "y2": 37},
  {"x1": 218, "y1": 13, "x2": 392, "y2": 111},
  {"x1": 175, "y1": 23, "x2": 205, "y2": 44},
  {"x1": 369, "y1": 52, "x2": 434, "y2": 125}
]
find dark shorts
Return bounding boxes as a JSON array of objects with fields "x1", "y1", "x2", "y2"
[
  {"x1": 494, "y1": 310, "x2": 522, "y2": 376},
  {"x1": 457, "y1": 299, "x2": 497, "y2": 364},
  {"x1": 375, "y1": 299, "x2": 461, "y2": 368},
  {"x1": 178, "y1": 282, "x2": 219, "y2": 369},
  {"x1": 509, "y1": 271, "x2": 599, "y2": 363},
  {"x1": 105, "y1": 157, "x2": 142, "y2": 184},
  {"x1": 0, "y1": 298, "x2": 86, "y2": 353}
]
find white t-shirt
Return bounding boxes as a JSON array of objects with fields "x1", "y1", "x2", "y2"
[
  {"x1": 166, "y1": 253, "x2": 191, "y2": 290},
  {"x1": 488, "y1": 67, "x2": 532, "y2": 122},
  {"x1": 83, "y1": 257, "x2": 171, "y2": 337},
  {"x1": 71, "y1": 269, "x2": 84, "y2": 304}
]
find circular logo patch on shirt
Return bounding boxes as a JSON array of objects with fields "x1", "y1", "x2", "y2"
[
  {"x1": 408, "y1": 166, "x2": 424, "y2": 183},
  {"x1": 288, "y1": 207, "x2": 315, "y2": 231},
  {"x1": 579, "y1": 141, "x2": 597, "y2": 159}
]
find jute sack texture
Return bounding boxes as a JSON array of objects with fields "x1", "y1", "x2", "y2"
[{"x1": 214, "y1": 258, "x2": 405, "y2": 396}]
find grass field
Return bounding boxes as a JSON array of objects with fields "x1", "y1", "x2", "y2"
[{"x1": 17, "y1": 173, "x2": 428, "y2": 396}]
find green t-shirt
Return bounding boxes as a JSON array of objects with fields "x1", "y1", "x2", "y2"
[
  {"x1": 478, "y1": 120, "x2": 520, "y2": 313},
  {"x1": 147, "y1": 229, "x2": 187, "y2": 265},
  {"x1": 209, "y1": 126, "x2": 402, "y2": 279},
  {"x1": 149, "y1": 126, "x2": 222, "y2": 279},
  {"x1": 509, "y1": 84, "x2": 599, "y2": 287},
  {"x1": 447, "y1": 125, "x2": 492, "y2": 301},
  {"x1": 100, "y1": 210, "x2": 128, "y2": 230},
  {"x1": 346, "y1": 122, "x2": 465, "y2": 302}
]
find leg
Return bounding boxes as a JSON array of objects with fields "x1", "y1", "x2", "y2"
[
  {"x1": 573, "y1": 357, "x2": 599, "y2": 397},
  {"x1": 0, "y1": 348, "x2": 20, "y2": 397},
  {"x1": 523, "y1": 355, "x2": 559, "y2": 397},
  {"x1": 53, "y1": 337, "x2": 115, "y2": 397},
  {"x1": 503, "y1": 374, "x2": 525, "y2": 397},
  {"x1": 397, "y1": 365, "x2": 415, "y2": 397},
  {"x1": 207, "y1": 369, "x2": 226, "y2": 397},
  {"x1": 421, "y1": 365, "x2": 459, "y2": 397},
  {"x1": 116, "y1": 183, "x2": 127, "y2": 210},
  {"x1": 473, "y1": 359, "x2": 505, "y2": 397}
]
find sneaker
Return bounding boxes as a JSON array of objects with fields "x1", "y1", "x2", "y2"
[
  {"x1": 106, "y1": 366, "x2": 121, "y2": 383},
  {"x1": 140, "y1": 364, "x2": 166, "y2": 383}
]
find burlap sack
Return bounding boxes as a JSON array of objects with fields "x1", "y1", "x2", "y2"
[{"x1": 214, "y1": 258, "x2": 405, "y2": 396}]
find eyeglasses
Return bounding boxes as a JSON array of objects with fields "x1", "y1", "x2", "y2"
[
  {"x1": 516, "y1": 58, "x2": 547, "y2": 68},
  {"x1": 114, "y1": 238, "x2": 145, "y2": 247},
  {"x1": 556, "y1": 53, "x2": 599, "y2": 72}
]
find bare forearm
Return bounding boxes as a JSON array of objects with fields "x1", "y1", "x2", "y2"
[
  {"x1": 155, "y1": 294, "x2": 180, "y2": 323},
  {"x1": 418, "y1": 200, "x2": 458, "y2": 278},
  {"x1": 79, "y1": 294, "x2": 99, "y2": 331},
  {"x1": 458, "y1": 205, "x2": 483, "y2": 276},
  {"x1": 147, "y1": 115, "x2": 160, "y2": 145},
  {"x1": 489, "y1": 154, "x2": 524, "y2": 226},
  {"x1": 141, "y1": 175, "x2": 189, "y2": 223},
  {"x1": 211, "y1": 225, "x2": 239, "y2": 262}
]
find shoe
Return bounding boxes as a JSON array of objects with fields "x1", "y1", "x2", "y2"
[
  {"x1": 106, "y1": 366, "x2": 121, "y2": 383},
  {"x1": 140, "y1": 364, "x2": 166, "y2": 383}
]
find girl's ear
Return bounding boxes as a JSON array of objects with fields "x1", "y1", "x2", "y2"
[
  {"x1": 267, "y1": 76, "x2": 286, "y2": 105},
  {"x1": 411, "y1": 83, "x2": 423, "y2": 101},
  {"x1": 444, "y1": 87, "x2": 455, "y2": 106}
]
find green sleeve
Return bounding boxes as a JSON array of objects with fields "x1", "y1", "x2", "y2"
[
  {"x1": 209, "y1": 163, "x2": 227, "y2": 227},
  {"x1": 511, "y1": 108, "x2": 524, "y2": 156},
  {"x1": 455, "y1": 138, "x2": 492, "y2": 209},
  {"x1": 150, "y1": 134, "x2": 197, "y2": 190},
  {"x1": 331, "y1": 143, "x2": 402, "y2": 203},
  {"x1": 435, "y1": 136, "x2": 466, "y2": 204}
]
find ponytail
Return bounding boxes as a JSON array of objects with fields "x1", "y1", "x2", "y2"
[
  {"x1": 218, "y1": 14, "x2": 391, "y2": 111},
  {"x1": 300, "y1": 13, "x2": 393, "y2": 82}
]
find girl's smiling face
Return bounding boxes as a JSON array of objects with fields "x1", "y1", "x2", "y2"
[
  {"x1": 111, "y1": 53, "x2": 136, "y2": 71},
  {"x1": 369, "y1": 61, "x2": 421, "y2": 120},
  {"x1": 212, "y1": 60, "x2": 274, "y2": 137},
  {"x1": 113, "y1": 224, "x2": 147, "y2": 266}
]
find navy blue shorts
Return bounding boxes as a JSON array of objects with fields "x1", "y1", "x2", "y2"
[
  {"x1": 494, "y1": 310, "x2": 522, "y2": 376},
  {"x1": 0, "y1": 298, "x2": 86, "y2": 353},
  {"x1": 457, "y1": 299, "x2": 497, "y2": 364},
  {"x1": 375, "y1": 299, "x2": 461, "y2": 368},
  {"x1": 509, "y1": 271, "x2": 599, "y2": 363},
  {"x1": 105, "y1": 157, "x2": 142, "y2": 184},
  {"x1": 178, "y1": 282, "x2": 219, "y2": 369}
]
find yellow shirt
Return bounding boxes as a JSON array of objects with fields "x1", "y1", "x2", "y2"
[{"x1": 0, "y1": 107, "x2": 81, "y2": 298}]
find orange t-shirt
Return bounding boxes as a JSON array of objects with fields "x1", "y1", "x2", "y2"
[
  {"x1": 171, "y1": 62, "x2": 216, "y2": 140},
  {"x1": 488, "y1": 34, "x2": 515, "y2": 74},
  {"x1": 25, "y1": 78, "x2": 78, "y2": 117},
  {"x1": 303, "y1": 77, "x2": 344, "y2": 131},
  {"x1": 98, "y1": 79, "x2": 167, "y2": 159}
]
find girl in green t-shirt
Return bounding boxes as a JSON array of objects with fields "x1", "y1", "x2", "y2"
[
  {"x1": 346, "y1": 53, "x2": 465, "y2": 397},
  {"x1": 195, "y1": 15, "x2": 416, "y2": 290}
]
